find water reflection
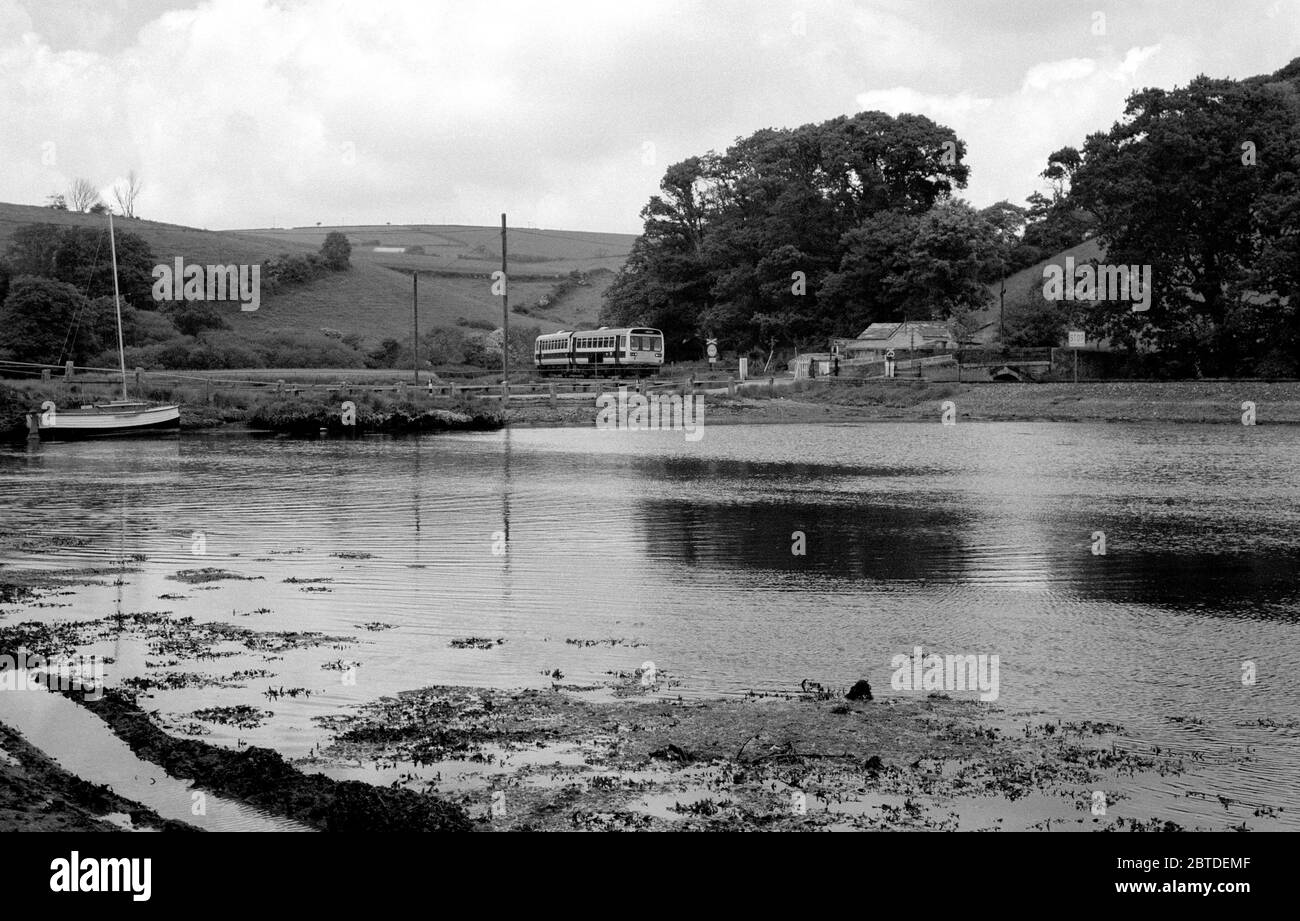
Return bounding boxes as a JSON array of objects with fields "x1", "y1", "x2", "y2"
[{"x1": 3, "y1": 422, "x2": 1299, "y2": 825}]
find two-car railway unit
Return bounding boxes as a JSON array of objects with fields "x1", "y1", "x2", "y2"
[{"x1": 533, "y1": 327, "x2": 664, "y2": 377}]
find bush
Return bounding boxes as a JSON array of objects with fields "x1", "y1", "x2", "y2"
[
  {"x1": 124, "y1": 306, "x2": 181, "y2": 347},
  {"x1": 321, "y1": 232, "x2": 352, "y2": 270},
  {"x1": 419, "y1": 327, "x2": 468, "y2": 366},
  {"x1": 163, "y1": 301, "x2": 229, "y2": 337},
  {"x1": 0, "y1": 276, "x2": 97, "y2": 364},
  {"x1": 365, "y1": 338, "x2": 411, "y2": 369},
  {"x1": 258, "y1": 330, "x2": 364, "y2": 368}
]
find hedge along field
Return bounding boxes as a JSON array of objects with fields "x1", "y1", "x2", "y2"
[{"x1": 0, "y1": 202, "x2": 633, "y2": 366}]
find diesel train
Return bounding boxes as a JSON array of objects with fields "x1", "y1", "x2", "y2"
[{"x1": 533, "y1": 327, "x2": 664, "y2": 376}]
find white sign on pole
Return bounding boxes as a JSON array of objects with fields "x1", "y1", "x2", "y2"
[
  {"x1": 1068, "y1": 330, "x2": 1086, "y2": 348},
  {"x1": 738, "y1": 357, "x2": 748, "y2": 380},
  {"x1": 706, "y1": 338, "x2": 718, "y2": 363}
]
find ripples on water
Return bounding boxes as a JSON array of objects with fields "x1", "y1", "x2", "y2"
[{"x1": 1, "y1": 421, "x2": 1298, "y2": 827}]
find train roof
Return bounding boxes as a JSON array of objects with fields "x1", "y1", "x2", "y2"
[{"x1": 536, "y1": 327, "x2": 661, "y2": 337}]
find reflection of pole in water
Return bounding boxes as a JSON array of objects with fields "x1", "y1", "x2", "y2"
[
  {"x1": 501, "y1": 428, "x2": 511, "y2": 546},
  {"x1": 412, "y1": 438, "x2": 422, "y2": 563},
  {"x1": 111, "y1": 481, "x2": 127, "y2": 659},
  {"x1": 499, "y1": 429, "x2": 513, "y2": 616}
]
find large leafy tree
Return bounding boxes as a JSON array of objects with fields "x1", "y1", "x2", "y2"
[
  {"x1": 601, "y1": 110, "x2": 970, "y2": 354},
  {"x1": 5, "y1": 222, "x2": 156, "y2": 306},
  {"x1": 0, "y1": 276, "x2": 109, "y2": 365},
  {"x1": 821, "y1": 200, "x2": 1000, "y2": 334},
  {"x1": 1068, "y1": 73, "x2": 1300, "y2": 374},
  {"x1": 321, "y1": 231, "x2": 352, "y2": 270}
]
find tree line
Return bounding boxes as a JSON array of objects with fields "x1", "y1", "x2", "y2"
[
  {"x1": 0, "y1": 224, "x2": 357, "y2": 370},
  {"x1": 601, "y1": 57, "x2": 1300, "y2": 377}
]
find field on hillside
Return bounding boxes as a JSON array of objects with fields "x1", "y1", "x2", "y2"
[
  {"x1": 0, "y1": 202, "x2": 320, "y2": 266},
  {"x1": 231, "y1": 223, "x2": 633, "y2": 339},
  {"x1": 0, "y1": 203, "x2": 633, "y2": 351},
  {"x1": 239, "y1": 224, "x2": 632, "y2": 274}
]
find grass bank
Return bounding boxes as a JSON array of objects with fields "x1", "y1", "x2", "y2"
[
  {"x1": 0, "y1": 380, "x2": 505, "y2": 439},
  {"x1": 502, "y1": 378, "x2": 1300, "y2": 427}
]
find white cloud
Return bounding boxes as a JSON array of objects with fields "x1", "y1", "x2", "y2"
[
  {"x1": 858, "y1": 47, "x2": 1165, "y2": 208},
  {"x1": 0, "y1": 0, "x2": 1293, "y2": 233}
]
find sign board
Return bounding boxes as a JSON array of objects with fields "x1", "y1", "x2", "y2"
[
  {"x1": 1068, "y1": 330, "x2": 1086, "y2": 348},
  {"x1": 738, "y1": 357, "x2": 748, "y2": 380},
  {"x1": 885, "y1": 349, "x2": 895, "y2": 360},
  {"x1": 706, "y1": 338, "x2": 718, "y2": 362}
]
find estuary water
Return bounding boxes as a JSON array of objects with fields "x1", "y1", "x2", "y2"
[{"x1": 1, "y1": 421, "x2": 1297, "y2": 829}]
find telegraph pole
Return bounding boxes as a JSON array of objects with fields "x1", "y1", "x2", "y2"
[
  {"x1": 501, "y1": 213, "x2": 509, "y2": 406},
  {"x1": 412, "y1": 271, "x2": 420, "y2": 385}
]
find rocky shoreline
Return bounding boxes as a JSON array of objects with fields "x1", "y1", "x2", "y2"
[{"x1": 7, "y1": 378, "x2": 1300, "y2": 443}]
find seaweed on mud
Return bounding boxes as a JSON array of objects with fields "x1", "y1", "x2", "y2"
[
  {"x1": 0, "y1": 620, "x2": 93, "y2": 659},
  {"x1": 315, "y1": 686, "x2": 1201, "y2": 832},
  {"x1": 60, "y1": 689, "x2": 471, "y2": 832},
  {"x1": 263, "y1": 687, "x2": 312, "y2": 700},
  {"x1": 0, "y1": 584, "x2": 37, "y2": 605},
  {"x1": 191, "y1": 706, "x2": 275, "y2": 730},
  {"x1": 123, "y1": 671, "x2": 243, "y2": 692},
  {"x1": 168, "y1": 569, "x2": 264, "y2": 584},
  {"x1": 565, "y1": 637, "x2": 647, "y2": 648},
  {"x1": 449, "y1": 636, "x2": 504, "y2": 649}
]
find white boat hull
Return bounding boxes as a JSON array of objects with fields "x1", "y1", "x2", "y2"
[{"x1": 28, "y1": 403, "x2": 181, "y2": 441}]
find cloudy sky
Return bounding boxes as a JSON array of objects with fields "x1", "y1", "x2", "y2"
[{"x1": 2, "y1": 0, "x2": 1297, "y2": 233}]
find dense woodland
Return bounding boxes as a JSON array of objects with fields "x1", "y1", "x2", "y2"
[
  {"x1": 2, "y1": 59, "x2": 1298, "y2": 377},
  {"x1": 600, "y1": 58, "x2": 1300, "y2": 377}
]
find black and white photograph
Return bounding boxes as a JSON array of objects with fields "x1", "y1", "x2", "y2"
[{"x1": 0, "y1": 0, "x2": 1294, "y2": 898}]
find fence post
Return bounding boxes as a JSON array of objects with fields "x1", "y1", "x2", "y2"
[
  {"x1": 549, "y1": 382, "x2": 557, "y2": 408},
  {"x1": 64, "y1": 361, "x2": 74, "y2": 380},
  {"x1": 728, "y1": 376, "x2": 736, "y2": 397},
  {"x1": 41, "y1": 369, "x2": 50, "y2": 382},
  {"x1": 135, "y1": 367, "x2": 143, "y2": 390}
]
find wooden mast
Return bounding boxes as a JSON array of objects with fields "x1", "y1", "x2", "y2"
[{"x1": 108, "y1": 213, "x2": 128, "y2": 401}]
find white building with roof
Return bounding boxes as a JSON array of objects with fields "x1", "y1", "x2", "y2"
[{"x1": 831, "y1": 321, "x2": 962, "y2": 360}]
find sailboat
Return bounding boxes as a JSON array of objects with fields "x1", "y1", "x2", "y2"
[{"x1": 27, "y1": 214, "x2": 180, "y2": 440}]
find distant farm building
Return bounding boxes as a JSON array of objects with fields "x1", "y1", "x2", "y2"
[{"x1": 831, "y1": 321, "x2": 962, "y2": 361}]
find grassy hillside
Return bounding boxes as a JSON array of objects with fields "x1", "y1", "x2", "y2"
[
  {"x1": 0, "y1": 203, "x2": 634, "y2": 352},
  {"x1": 966, "y1": 238, "x2": 1106, "y2": 344},
  {"x1": 1, "y1": 199, "x2": 1107, "y2": 360},
  {"x1": 229, "y1": 222, "x2": 632, "y2": 340}
]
